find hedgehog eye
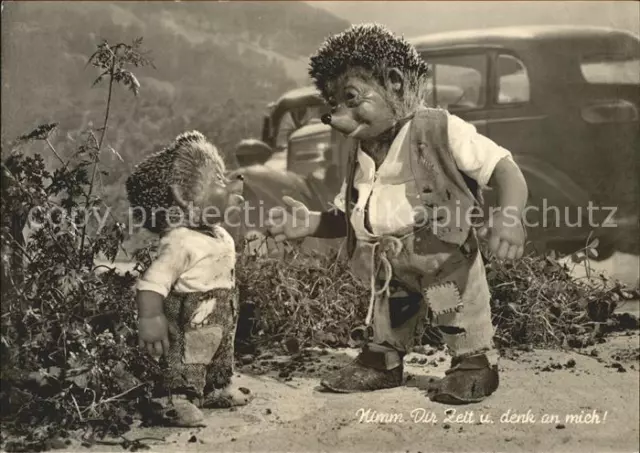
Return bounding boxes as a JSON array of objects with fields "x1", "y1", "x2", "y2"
[{"x1": 345, "y1": 89, "x2": 360, "y2": 108}]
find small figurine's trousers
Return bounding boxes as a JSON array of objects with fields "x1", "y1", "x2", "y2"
[
  {"x1": 162, "y1": 287, "x2": 238, "y2": 403},
  {"x1": 350, "y1": 229, "x2": 498, "y2": 370}
]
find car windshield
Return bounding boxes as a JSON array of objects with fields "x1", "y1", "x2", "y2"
[
  {"x1": 274, "y1": 105, "x2": 328, "y2": 150},
  {"x1": 275, "y1": 114, "x2": 297, "y2": 150},
  {"x1": 580, "y1": 54, "x2": 640, "y2": 85}
]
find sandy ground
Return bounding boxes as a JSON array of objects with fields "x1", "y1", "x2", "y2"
[{"x1": 59, "y1": 332, "x2": 639, "y2": 453}]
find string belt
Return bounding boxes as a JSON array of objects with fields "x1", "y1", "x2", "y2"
[{"x1": 364, "y1": 225, "x2": 428, "y2": 327}]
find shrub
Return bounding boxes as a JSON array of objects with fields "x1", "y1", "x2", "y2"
[
  {"x1": 487, "y1": 248, "x2": 638, "y2": 349},
  {"x1": 235, "y1": 242, "x2": 638, "y2": 354},
  {"x1": 0, "y1": 38, "x2": 163, "y2": 451},
  {"x1": 235, "y1": 248, "x2": 370, "y2": 349}
]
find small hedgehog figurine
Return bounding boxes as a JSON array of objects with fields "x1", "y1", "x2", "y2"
[{"x1": 126, "y1": 131, "x2": 251, "y2": 427}]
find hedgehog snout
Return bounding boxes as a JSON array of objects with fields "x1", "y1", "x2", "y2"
[
  {"x1": 321, "y1": 114, "x2": 332, "y2": 125},
  {"x1": 227, "y1": 177, "x2": 244, "y2": 195}
]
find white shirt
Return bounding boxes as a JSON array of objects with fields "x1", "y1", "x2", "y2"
[
  {"x1": 136, "y1": 226, "x2": 235, "y2": 297},
  {"x1": 333, "y1": 112, "x2": 512, "y2": 240}
]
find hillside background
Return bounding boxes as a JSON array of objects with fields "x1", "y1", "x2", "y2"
[{"x1": 1, "y1": 1, "x2": 348, "y2": 226}]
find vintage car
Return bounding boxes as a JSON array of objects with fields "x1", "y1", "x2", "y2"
[
  {"x1": 232, "y1": 26, "x2": 640, "y2": 258},
  {"x1": 229, "y1": 86, "x2": 337, "y2": 253}
]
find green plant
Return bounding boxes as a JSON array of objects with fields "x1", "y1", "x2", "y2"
[
  {"x1": 234, "y1": 241, "x2": 638, "y2": 354},
  {"x1": 1, "y1": 38, "x2": 162, "y2": 451},
  {"x1": 487, "y1": 247, "x2": 635, "y2": 349},
  {"x1": 235, "y1": 247, "x2": 370, "y2": 349}
]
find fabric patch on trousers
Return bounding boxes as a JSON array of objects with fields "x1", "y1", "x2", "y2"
[
  {"x1": 423, "y1": 282, "x2": 463, "y2": 317},
  {"x1": 184, "y1": 325, "x2": 223, "y2": 365},
  {"x1": 388, "y1": 288, "x2": 423, "y2": 328}
]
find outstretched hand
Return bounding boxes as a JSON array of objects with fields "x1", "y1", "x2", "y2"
[{"x1": 266, "y1": 196, "x2": 312, "y2": 242}]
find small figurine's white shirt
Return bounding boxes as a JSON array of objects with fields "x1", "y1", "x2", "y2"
[
  {"x1": 333, "y1": 112, "x2": 513, "y2": 239},
  {"x1": 136, "y1": 225, "x2": 235, "y2": 297}
]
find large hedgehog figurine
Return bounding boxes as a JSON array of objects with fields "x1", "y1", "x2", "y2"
[{"x1": 267, "y1": 23, "x2": 528, "y2": 405}]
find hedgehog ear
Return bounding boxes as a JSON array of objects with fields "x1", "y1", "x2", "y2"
[
  {"x1": 170, "y1": 183, "x2": 189, "y2": 209},
  {"x1": 385, "y1": 68, "x2": 404, "y2": 97}
]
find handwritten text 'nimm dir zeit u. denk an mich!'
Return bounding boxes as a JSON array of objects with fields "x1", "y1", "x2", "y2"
[{"x1": 355, "y1": 408, "x2": 609, "y2": 425}]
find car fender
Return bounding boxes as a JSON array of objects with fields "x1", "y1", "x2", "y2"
[
  {"x1": 515, "y1": 154, "x2": 592, "y2": 209},
  {"x1": 229, "y1": 164, "x2": 339, "y2": 256},
  {"x1": 229, "y1": 164, "x2": 322, "y2": 224},
  {"x1": 483, "y1": 154, "x2": 600, "y2": 243}
]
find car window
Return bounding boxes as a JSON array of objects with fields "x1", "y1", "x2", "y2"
[
  {"x1": 274, "y1": 105, "x2": 328, "y2": 150},
  {"x1": 423, "y1": 53, "x2": 487, "y2": 109},
  {"x1": 302, "y1": 105, "x2": 329, "y2": 124},
  {"x1": 497, "y1": 54, "x2": 531, "y2": 104},
  {"x1": 580, "y1": 55, "x2": 640, "y2": 85}
]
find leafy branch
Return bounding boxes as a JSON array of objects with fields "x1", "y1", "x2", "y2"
[{"x1": 77, "y1": 38, "x2": 153, "y2": 265}]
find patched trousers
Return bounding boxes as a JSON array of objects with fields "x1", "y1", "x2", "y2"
[
  {"x1": 349, "y1": 228, "x2": 497, "y2": 370},
  {"x1": 162, "y1": 287, "x2": 238, "y2": 402}
]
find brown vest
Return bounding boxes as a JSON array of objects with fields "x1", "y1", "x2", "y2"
[{"x1": 345, "y1": 108, "x2": 482, "y2": 259}]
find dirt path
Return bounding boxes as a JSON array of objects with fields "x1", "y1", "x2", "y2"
[{"x1": 69, "y1": 332, "x2": 639, "y2": 453}]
